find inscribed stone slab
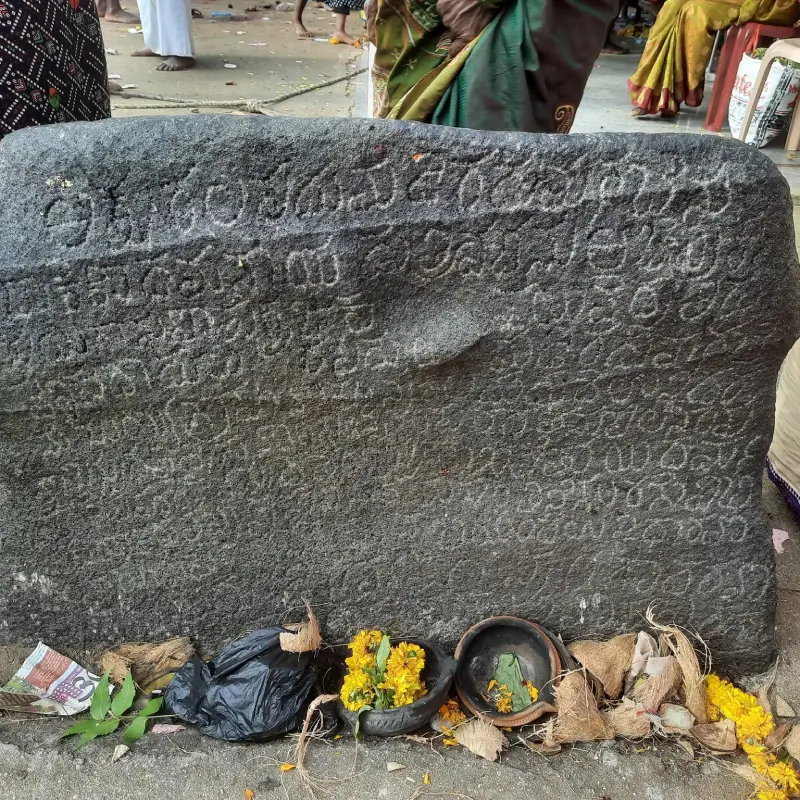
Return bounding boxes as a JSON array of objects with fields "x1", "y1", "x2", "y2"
[{"x1": 0, "y1": 117, "x2": 796, "y2": 672}]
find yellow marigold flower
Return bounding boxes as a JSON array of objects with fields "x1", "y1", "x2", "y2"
[
  {"x1": 439, "y1": 698, "x2": 467, "y2": 728},
  {"x1": 768, "y1": 762, "x2": 800, "y2": 793},
  {"x1": 705, "y1": 674, "x2": 775, "y2": 747},
  {"x1": 523, "y1": 680, "x2": 539, "y2": 703},
  {"x1": 494, "y1": 684, "x2": 513, "y2": 714},
  {"x1": 749, "y1": 751, "x2": 776, "y2": 776},
  {"x1": 487, "y1": 679, "x2": 498, "y2": 691},
  {"x1": 496, "y1": 696, "x2": 512, "y2": 713},
  {"x1": 388, "y1": 642, "x2": 425, "y2": 672},
  {"x1": 737, "y1": 707, "x2": 775, "y2": 745},
  {"x1": 755, "y1": 789, "x2": 790, "y2": 800},
  {"x1": 340, "y1": 668, "x2": 375, "y2": 712}
]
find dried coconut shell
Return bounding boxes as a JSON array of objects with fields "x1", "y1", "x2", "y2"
[
  {"x1": 101, "y1": 636, "x2": 194, "y2": 686},
  {"x1": 692, "y1": 718, "x2": 737, "y2": 753},
  {"x1": 280, "y1": 604, "x2": 322, "y2": 653},
  {"x1": 784, "y1": 724, "x2": 800, "y2": 761},
  {"x1": 765, "y1": 721, "x2": 793, "y2": 750},
  {"x1": 602, "y1": 699, "x2": 651, "y2": 739},
  {"x1": 546, "y1": 670, "x2": 613, "y2": 745},
  {"x1": 627, "y1": 655, "x2": 682, "y2": 713},
  {"x1": 568, "y1": 634, "x2": 636, "y2": 700},
  {"x1": 658, "y1": 703, "x2": 695, "y2": 734}
]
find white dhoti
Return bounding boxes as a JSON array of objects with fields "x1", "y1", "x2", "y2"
[{"x1": 137, "y1": 0, "x2": 194, "y2": 58}]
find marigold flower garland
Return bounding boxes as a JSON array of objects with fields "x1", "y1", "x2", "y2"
[
  {"x1": 706, "y1": 674, "x2": 800, "y2": 800},
  {"x1": 340, "y1": 629, "x2": 427, "y2": 712}
]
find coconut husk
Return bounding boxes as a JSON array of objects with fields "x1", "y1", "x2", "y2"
[
  {"x1": 101, "y1": 636, "x2": 194, "y2": 686},
  {"x1": 602, "y1": 699, "x2": 651, "y2": 739},
  {"x1": 647, "y1": 611, "x2": 708, "y2": 725},
  {"x1": 546, "y1": 670, "x2": 613, "y2": 745},
  {"x1": 627, "y1": 655, "x2": 682, "y2": 713},
  {"x1": 280, "y1": 604, "x2": 322, "y2": 653},
  {"x1": 454, "y1": 718, "x2": 508, "y2": 762},
  {"x1": 568, "y1": 634, "x2": 636, "y2": 700},
  {"x1": 292, "y1": 693, "x2": 339, "y2": 795}
]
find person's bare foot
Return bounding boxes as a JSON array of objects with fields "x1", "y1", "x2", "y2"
[
  {"x1": 629, "y1": 107, "x2": 650, "y2": 117},
  {"x1": 97, "y1": 0, "x2": 140, "y2": 23},
  {"x1": 601, "y1": 40, "x2": 629, "y2": 55},
  {"x1": 108, "y1": 80, "x2": 122, "y2": 93},
  {"x1": 294, "y1": 21, "x2": 314, "y2": 37},
  {"x1": 156, "y1": 56, "x2": 196, "y2": 71},
  {"x1": 130, "y1": 47, "x2": 160, "y2": 57},
  {"x1": 331, "y1": 30, "x2": 357, "y2": 45}
]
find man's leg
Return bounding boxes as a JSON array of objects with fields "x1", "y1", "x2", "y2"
[
  {"x1": 132, "y1": 0, "x2": 195, "y2": 70},
  {"x1": 96, "y1": 0, "x2": 140, "y2": 24},
  {"x1": 294, "y1": 0, "x2": 313, "y2": 39}
]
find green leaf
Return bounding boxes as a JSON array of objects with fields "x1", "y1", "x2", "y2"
[
  {"x1": 493, "y1": 653, "x2": 530, "y2": 713},
  {"x1": 111, "y1": 672, "x2": 136, "y2": 718},
  {"x1": 74, "y1": 717, "x2": 120, "y2": 749},
  {"x1": 90, "y1": 673, "x2": 112, "y2": 721},
  {"x1": 138, "y1": 696, "x2": 164, "y2": 717},
  {"x1": 354, "y1": 705, "x2": 372, "y2": 741},
  {"x1": 123, "y1": 715, "x2": 148, "y2": 744},
  {"x1": 375, "y1": 635, "x2": 391, "y2": 680},
  {"x1": 62, "y1": 719, "x2": 100, "y2": 738}
]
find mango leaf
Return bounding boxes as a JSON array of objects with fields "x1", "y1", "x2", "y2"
[
  {"x1": 375, "y1": 635, "x2": 391, "y2": 680},
  {"x1": 493, "y1": 654, "x2": 530, "y2": 713},
  {"x1": 123, "y1": 715, "x2": 149, "y2": 744},
  {"x1": 90, "y1": 673, "x2": 112, "y2": 721},
  {"x1": 76, "y1": 717, "x2": 120, "y2": 748},
  {"x1": 354, "y1": 705, "x2": 372, "y2": 740},
  {"x1": 111, "y1": 672, "x2": 136, "y2": 718},
  {"x1": 138, "y1": 696, "x2": 164, "y2": 717},
  {"x1": 62, "y1": 719, "x2": 101, "y2": 738}
]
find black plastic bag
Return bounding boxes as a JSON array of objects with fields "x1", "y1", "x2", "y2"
[{"x1": 164, "y1": 627, "x2": 318, "y2": 741}]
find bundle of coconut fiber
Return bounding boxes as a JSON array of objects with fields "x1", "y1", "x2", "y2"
[{"x1": 546, "y1": 616, "x2": 709, "y2": 746}]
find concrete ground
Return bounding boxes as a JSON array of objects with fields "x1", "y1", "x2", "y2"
[
  {"x1": 2, "y1": 20, "x2": 800, "y2": 800},
  {"x1": 102, "y1": 1, "x2": 367, "y2": 120}
]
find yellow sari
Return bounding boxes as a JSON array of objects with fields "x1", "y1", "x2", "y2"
[{"x1": 629, "y1": 0, "x2": 800, "y2": 115}]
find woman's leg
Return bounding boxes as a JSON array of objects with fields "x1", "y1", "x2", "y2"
[
  {"x1": 628, "y1": 0, "x2": 742, "y2": 116},
  {"x1": 97, "y1": 0, "x2": 139, "y2": 23},
  {"x1": 294, "y1": 0, "x2": 314, "y2": 38},
  {"x1": 333, "y1": 11, "x2": 356, "y2": 44}
]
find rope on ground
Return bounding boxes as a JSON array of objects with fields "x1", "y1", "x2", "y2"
[{"x1": 110, "y1": 68, "x2": 367, "y2": 114}]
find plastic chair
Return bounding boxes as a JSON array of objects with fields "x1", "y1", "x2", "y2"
[
  {"x1": 704, "y1": 22, "x2": 799, "y2": 133},
  {"x1": 737, "y1": 38, "x2": 800, "y2": 152}
]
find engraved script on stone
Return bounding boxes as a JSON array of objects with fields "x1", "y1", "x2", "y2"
[{"x1": 0, "y1": 118, "x2": 796, "y2": 672}]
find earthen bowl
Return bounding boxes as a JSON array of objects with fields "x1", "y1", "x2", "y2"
[{"x1": 454, "y1": 616, "x2": 562, "y2": 727}]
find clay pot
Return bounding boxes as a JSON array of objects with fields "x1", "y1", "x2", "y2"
[
  {"x1": 455, "y1": 616, "x2": 565, "y2": 727},
  {"x1": 338, "y1": 638, "x2": 456, "y2": 737}
]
